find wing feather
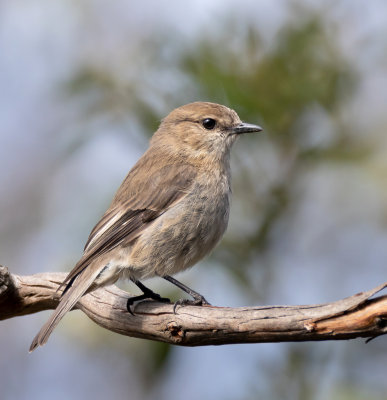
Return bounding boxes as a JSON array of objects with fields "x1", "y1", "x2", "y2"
[{"x1": 59, "y1": 159, "x2": 197, "y2": 291}]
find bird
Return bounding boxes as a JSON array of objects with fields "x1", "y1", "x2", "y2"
[{"x1": 29, "y1": 101, "x2": 262, "y2": 352}]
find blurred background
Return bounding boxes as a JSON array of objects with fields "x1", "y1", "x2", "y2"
[{"x1": 1, "y1": 0, "x2": 386, "y2": 399}]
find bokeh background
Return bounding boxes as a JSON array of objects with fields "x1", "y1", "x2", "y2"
[{"x1": 1, "y1": 0, "x2": 386, "y2": 399}]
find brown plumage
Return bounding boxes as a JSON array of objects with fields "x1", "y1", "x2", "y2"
[{"x1": 29, "y1": 102, "x2": 262, "y2": 351}]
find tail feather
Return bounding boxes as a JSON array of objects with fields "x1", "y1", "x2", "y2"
[{"x1": 29, "y1": 268, "x2": 100, "y2": 352}]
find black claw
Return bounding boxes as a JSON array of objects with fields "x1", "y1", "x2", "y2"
[
  {"x1": 128, "y1": 277, "x2": 210, "y2": 315},
  {"x1": 127, "y1": 294, "x2": 148, "y2": 315},
  {"x1": 163, "y1": 275, "x2": 211, "y2": 312},
  {"x1": 127, "y1": 287, "x2": 170, "y2": 315}
]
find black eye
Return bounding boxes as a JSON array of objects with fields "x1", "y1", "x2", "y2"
[{"x1": 202, "y1": 118, "x2": 216, "y2": 130}]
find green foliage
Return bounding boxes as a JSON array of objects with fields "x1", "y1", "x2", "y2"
[{"x1": 181, "y1": 18, "x2": 356, "y2": 142}]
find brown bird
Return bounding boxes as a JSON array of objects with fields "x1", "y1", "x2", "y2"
[{"x1": 29, "y1": 101, "x2": 262, "y2": 351}]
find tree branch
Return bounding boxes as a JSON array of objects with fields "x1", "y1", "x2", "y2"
[{"x1": 1, "y1": 265, "x2": 386, "y2": 345}]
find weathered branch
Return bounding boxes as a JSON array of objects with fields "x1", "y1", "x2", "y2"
[{"x1": 1, "y1": 265, "x2": 386, "y2": 345}]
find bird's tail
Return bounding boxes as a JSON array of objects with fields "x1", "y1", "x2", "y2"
[{"x1": 29, "y1": 267, "x2": 100, "y2": 352}]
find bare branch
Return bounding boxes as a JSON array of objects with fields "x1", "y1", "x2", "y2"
[{"x1": 1, "y1": 266, "x2": 386, "y2": 346}]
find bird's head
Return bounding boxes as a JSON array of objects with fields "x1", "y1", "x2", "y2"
[{"x1": 151, "y1": 102, "x2": 262, "y2": 164}]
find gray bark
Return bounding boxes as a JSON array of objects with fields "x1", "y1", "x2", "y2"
[{"x1": 1, "y1": 266, "x2": 386, "y2": 346}]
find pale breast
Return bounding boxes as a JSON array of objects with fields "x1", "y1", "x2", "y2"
[{"x1": 128, "y1": 173, "x2": 231, "y2": 279}]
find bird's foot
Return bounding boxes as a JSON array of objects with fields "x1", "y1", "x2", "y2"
[
  {"x1": 127, "y1": 288, "x2": 170, "y2": 315},
  {"x1": 173, "y1": 294, "x2": 211, "y2": 313}
]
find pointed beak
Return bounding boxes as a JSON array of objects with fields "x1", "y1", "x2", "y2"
[{"x1": 229, "y1": 122, "x2": 263, "y2": 135}]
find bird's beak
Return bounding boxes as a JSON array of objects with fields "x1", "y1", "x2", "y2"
[{"x1": 229, "y1": 122, "x2": 263, "y2": 135}]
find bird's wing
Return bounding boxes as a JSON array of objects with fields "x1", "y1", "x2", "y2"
[{"x1": 59, "y1": 162, "x2": 197, "y2": 292}]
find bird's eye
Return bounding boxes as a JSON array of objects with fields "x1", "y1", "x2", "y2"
[{"x1": 202, "y1": 118, "x2": 216, "y2": 130}]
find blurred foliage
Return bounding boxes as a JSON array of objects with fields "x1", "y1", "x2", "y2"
[
  {"x1": 145, "y1": 341, "x2": 172, "y2": 376},
  {"x1": 67, "y1": 67, "x2": 162, "y2": 136},
  {"x1": 181, "y1": 19, "x2": 355, "y2": 140},
  {"x1": 177, "y1": 17, "x2": 366, "y2": 296}
]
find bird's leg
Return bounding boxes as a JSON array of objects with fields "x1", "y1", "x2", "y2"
[
  {"x1": 163, "y1": 275, "x2": 211, "y2": 313},
  {"x1": 127, "y1": 279, "x2": 170, "y2": 315}
]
